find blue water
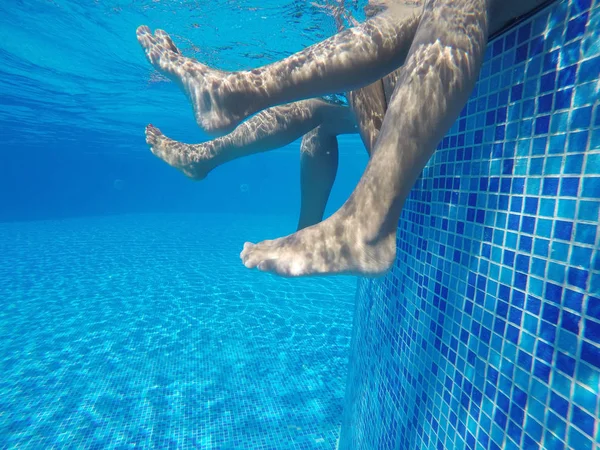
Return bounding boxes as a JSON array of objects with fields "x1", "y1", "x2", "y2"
[{"x1": 0, "y1": 0, "x2": 371, "y2": 448}]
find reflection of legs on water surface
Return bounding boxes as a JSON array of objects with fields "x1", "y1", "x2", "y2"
[
  {"x1": 136, "y1": 5, "x2": 422, "y2": 136},
  {"x1": 145, "y1": 99, "x2": 356, "y2": 180},
  {"x1": 240, "y1": 0, "x2": 491, "y2": 277}
]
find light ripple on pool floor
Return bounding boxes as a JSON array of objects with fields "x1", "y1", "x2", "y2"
[{"x1": 0, "y1": 213, "x2": 356, "y2": 449}]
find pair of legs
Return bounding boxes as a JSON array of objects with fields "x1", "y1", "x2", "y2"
[
  {"x1": 146, "y1": 96, "x2": 358, "y2": 231},
  {"x1": 138, "y1": 0, "x2": 517, "y2": 277},
  {"x1": 143, "y1": 2, "x2": 394, "y2": 233}
]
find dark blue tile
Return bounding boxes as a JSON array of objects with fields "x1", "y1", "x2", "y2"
[
  {"x1": 544, "y1": 283, "x2": 563, "y2": 304},
  {"x1": 549, "y1": 392, "x2": 569, "y2": 418},
  {"x1": 511, "y1": 84, "x2": 524, "y2": 101},
  {"x1": 496, "y1": 106, "x2": 507, "y2": 123},
  {"x1": 507, "y1": 419, "x2": 522, "y2": 443},
  {"x1": 535, "y1": 116, "x2": 550, "y2": 135},
  {"x1": 542, "y1": 178, "x2": 559, "y2": 195},
  {"x1": 517, "y1": 22, "x2": 531, "y2": 44},
  {"x1": 565, "y1": 12, "x2": 588, "y2": 41},
  {"x1": 537, "y1": 94, "x2": 553, "y2": 114},
  {"x1": 524, "y1": 197, "x2": 539, "y2": 215},
  {"x1": 554, "y1": 220, "x2": 573, "y2": 240},
  {"x1": 526, "y1": 295, "x2": 541, "y2": 315},
  {"x1": 515, "y1": 44, "x2": 528, "y2": 63},
  {"x1": 505, "y1": 30, "x2": 516, "y2": 49},
  {"x1": 493, "y1": 38, "x2": 504, "y2": 56},
  {"x1": 506, "y1": 324, "x2": 520, "y2": 344},
  {"x1": 560, "y1": 178, "x2": 579, "y2": 197},
  {"x1": 533, "y1": 361, "x2": 551, "y2": 382},
  {"x1": 567, "y1": 267, "x2": 588, "y2": 289},
  {"x1": 581, "y1": 341, "x2": 600, "y2": 369},
  {"x1": 561, "y1": 310, "x2": 581, "y2": 334},
  {"x1": 583, "y1": 319, "x2": 600, "y2": 344},
  {"x1": 554, "y1": 88, "x2": 573, "y2": 109},
  {"x1": 587, "y1": 296, "x2": 600, "y2": 320},
  {"x1": 514, "y1": 272, "x2": 528, "y2": 290},
  {"x1": 571, "y1": 405, "x2": 594, "y2": 437},
  {"x1": 542, "y1": 302, "x2": 560, "y2": 324},
  {"x1": 517, "y1": 349, "x2": 532, "y2": 370},
  {"x1": 556, "y1": 352, "x2": 576, "y2": 376},
  {"x1": 540, "y1": 72, "x2": 556, "y2": 93}
]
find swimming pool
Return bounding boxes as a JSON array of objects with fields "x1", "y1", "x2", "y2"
[
  {"x1": 0, "y1": 214, "x2": 355, "y2": 448},
  {"x1": 1, "y1": 0, "x2": 599, "y2": 448}
]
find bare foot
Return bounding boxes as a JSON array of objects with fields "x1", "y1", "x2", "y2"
[
  {"x1": 145, "y1": 125, "x2": 217, "y2": 180},
  {"x1": 240, "y1": 212, "x2": 396, "y2": 277},
  {"x1": 136, "y1": 26, "x2": 245, "y2": 136}
]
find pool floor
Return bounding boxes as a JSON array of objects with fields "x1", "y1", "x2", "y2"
[{"x1": 0, "y1": 214, "x2": 356, "y2": 449}]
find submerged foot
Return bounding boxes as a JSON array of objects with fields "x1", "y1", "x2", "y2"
[
  {"x1": 145, "y1": 125, "x2": 217, "y2": 180},
  {"x1": 240, "y1": 212, "x2": 396, "y2": 278},
  {"x1": 136, "y1": 26, "x2": 244, "y2": 136}
]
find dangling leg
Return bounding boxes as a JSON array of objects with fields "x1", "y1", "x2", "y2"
[
  {"x1": 240, "y1": 0, "x2": 491, "y2": 277},
  {"x1": 347, "y1": 78, "x2": 387, "y2": 155},
  {"x1": 136, "y1": 5, "x2": 422, "y2": 136},
  {"x1": 297, "y1": 127, "x2": 340, "y2": 230},
  {"x1": 137, "y1": 0, "x2": 543, "y2": 137},
  {"x1": 338, "y1": 2, "x2": 390, "y2": 155},
  {"x1": 145, "y1": 99, "x2": 356, "y2": 180}
]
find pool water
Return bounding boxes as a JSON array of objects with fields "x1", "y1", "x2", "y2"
[{"x1": 0, "y1": 214, "x2": 355, "y2": 449}]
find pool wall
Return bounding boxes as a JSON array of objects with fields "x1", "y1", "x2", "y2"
[{"x1": 339, "y1": 0, "x2": 599, "y2": 449}]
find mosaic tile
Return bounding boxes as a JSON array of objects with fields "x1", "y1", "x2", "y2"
[{"x1": 339, "y1": 1, "x2": 599, "y2": 449}]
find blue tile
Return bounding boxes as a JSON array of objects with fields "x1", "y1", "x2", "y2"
[
  {"x1": 571, "y1": 106, "x2": 593, "y2": 129},
  {"x1": 570, "y1": 406, "x2": 595, "y2": 437},
  {"x1": 564, "y1": 154, "x2": 583, "y2": 173},
  {"x1": 554, "y1": 88, "x2": 573, "y2": 110},
  {"x1": 511, "y1": 83, "x2": 524, "y2": 101},
  {"x1": 558, "y1": 65, "x2": 577, "y2": 88},
  {"x1": 583, "y1": 319, "x2": 600, "y2": 343},
  {"x1": 565, "y1": 12, "x2": 588, "y2": 41},
  {"x1": 581, "y1": 177, "x2": 600, "y2": 197},
  {"x1": 543, "y1": 50, "x2": 559, "y2": 72},
  {"x1": 518, "y1": 22, "x2": 532, "y2": 44},
  {"x1": 578, "y1": 56, "x2": 600, "y2": 83},
  {"x1": 554, "y1": 220, "x2": 574, "y2": 240},
  {"x1": 567, "y1": 267, "x2": 588, "y2": 289},
  {"x1": 542, "y1": 178, "x2": 559, "y2": 195},
  {"x1": 540, "y1": 72, "x2": 556, "y2": 93},
  {"x1": 346, "y1": 3, "x2": 600, "y2": 450}
]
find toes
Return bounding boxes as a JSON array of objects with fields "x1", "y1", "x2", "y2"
[
  {"x1": 136, "y1": 25, "x2": 157, "y2": 49},
  {"x1": 145, "y1": 124, "x2": 163, "y2": 145},
  {"x1": 257, "y1": 259, "x2": 280, "y2": 274},
  {"x1": 136, "y1": 25, "x2": 151, "y2": 37},
  {"x1": 240, "y1": 242, "x2": 256, "y2": 266},
  {"x1": 155, "y1": 29, "x2": 181, "y2": 54}
]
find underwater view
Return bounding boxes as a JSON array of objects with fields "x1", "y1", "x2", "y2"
[{"x1": 1, "y1": 0, "x2": 599, "y2": 449}]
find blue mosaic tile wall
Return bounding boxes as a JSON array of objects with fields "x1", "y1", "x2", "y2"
[{"x1": 339, "y1": 1, "x2": 599, "y2": 449}]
